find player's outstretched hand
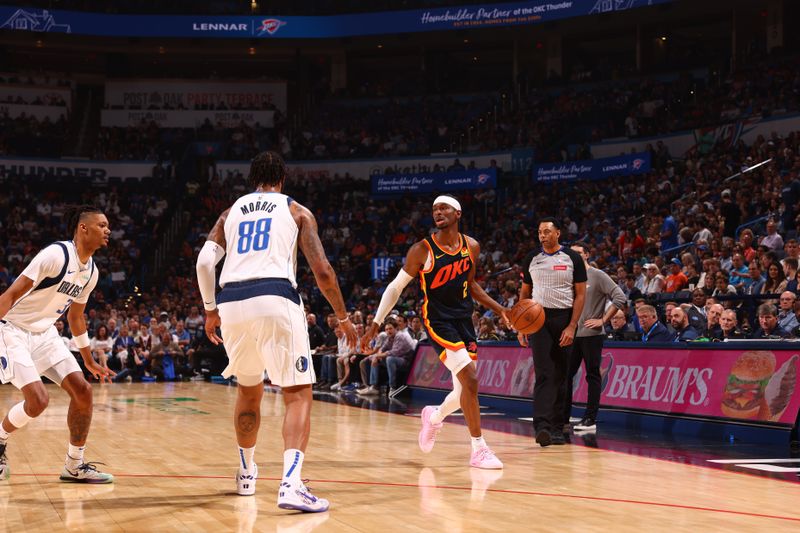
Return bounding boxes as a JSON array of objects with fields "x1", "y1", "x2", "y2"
[
  {"x1": 341, "y1": 319, "x2": 358, "y2": 350},
  {"x1": 360, "y1": 321, "x2": 380, "y2": 353},
  {"x1": 86, "y1": 359, "x2": 116, "y2": 383},
  {"x1": 499, "y1": 308, "x2": 512, "y2": 330},
  {"x1": 205, "y1": 309, "x2": 224, "y2": 345}
]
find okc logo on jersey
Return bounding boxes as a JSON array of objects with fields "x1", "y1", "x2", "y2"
[
  {"x1": 429, "y1": 257, "x2": 471, "y2": 289},
  {"x1": 257, "y1": 18, "x2": 286, "y2": 36}
]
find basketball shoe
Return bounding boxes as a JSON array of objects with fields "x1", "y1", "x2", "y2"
[
  {"x1": 236, "y1": 464, "x2": 258, "y2": 496},
  {"x1": 278, "y1": 480, "x2": 329, "y2": 512},
  {"x1": 0, "y1": 442, "x2": 8, "y2": 480},
  {"x1": 418, "y1": 406, "x2": 443, "y2": 453},
  {"x1": 469, "y1": 446, "x2": 503, "y2": 469},
  {"x1": 60, "y1": 462, "x2": 114, "y2": 484}
]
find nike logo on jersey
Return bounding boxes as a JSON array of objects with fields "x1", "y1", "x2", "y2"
[
  {"x1": 435, "y1": 253, "x2": 445, "y2": 259},
  {"x1": 67, "y1": 270, "x2": 76, "y2": 274}
]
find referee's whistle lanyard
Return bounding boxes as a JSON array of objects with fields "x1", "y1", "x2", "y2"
[{"x1": 642, "y1": 322, "x2": 658, "y2": 342}]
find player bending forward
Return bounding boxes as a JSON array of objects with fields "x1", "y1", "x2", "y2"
[
  {"x1": 0, "y1": 205, "x2": 115, "y2": 483},
  {"x1": 362, "y1": 195, "x2": 508, "y2": 469},
  {"x1": 196, "y1": 151, "x2": 356, "y2": 511}
]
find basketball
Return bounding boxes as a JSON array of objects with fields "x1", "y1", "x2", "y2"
[{"x1": 509, "y1": 299, "x2": 545, "y2": 335}]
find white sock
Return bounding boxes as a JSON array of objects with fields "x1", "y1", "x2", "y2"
[
  {"x1": 238, "y1": 446, "x2": 256, "y2": 473},
  {"x1": 0, "y1": 424, "x2": 10, "y2": 443},
  {"x1": 66, "y1": 443, "x2": 85, "y2": 468},
  {"x1": 471, "y1": 436, "x2": 486, "y2": 451},
  {"x1": 282, "y1": 449, "x2": 304, "y2": 485}
]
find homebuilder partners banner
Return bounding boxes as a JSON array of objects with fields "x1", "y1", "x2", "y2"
[
  {"x1": 371, "y1": 168, "x2": 496, "y2": 196},
  {"x1": 0, "y1": 1, "x2": 672, "y2": 39},
  {"x1": 534, "y1": 152, "x2": 651, "y2": 183}
]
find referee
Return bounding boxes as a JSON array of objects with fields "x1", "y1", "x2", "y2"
[
  {"x1": 519, "y1": 217, "x2": 586, "y2": 447},
  {"x1": 563, "y1": 243, "x2": 626, "y2": 432}
]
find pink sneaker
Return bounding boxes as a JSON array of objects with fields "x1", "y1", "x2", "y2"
[
  {"x1": 418, "y1": 406, "x2": 443, "y2": 453},
  {"x1": 469, "y1": 446, "x2": 503, "y2": 469}
]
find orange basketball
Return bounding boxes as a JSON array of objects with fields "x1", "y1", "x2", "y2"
[{"x1": 509, "y1": 300, "x2": 545, "y2": 335}]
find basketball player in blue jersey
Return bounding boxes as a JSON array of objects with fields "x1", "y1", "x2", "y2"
[
  {"x1": 196, "y1": 151, "x2": 357, "y2": 511},
  {"x1": 362, "y1": 195, "x2": 507, "y2": 469},
  {"x1": 0, "y1": 205, "x2": 115, "y2": 483}
]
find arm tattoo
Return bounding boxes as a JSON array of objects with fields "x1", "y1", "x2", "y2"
[{"x1": 208, "y1": 208, "x2": 230, "y2": 248}]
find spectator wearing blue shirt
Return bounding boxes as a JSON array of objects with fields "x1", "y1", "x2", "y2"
[
  {"x1": 751, "y1": 304, "x2": 792, "y2": 339},
  {"x1": 660, "y1": 209, "x2": 678, "y2": 253},
  {"x1": 669, "y1": 307, "x2": 700, "y2": 342},
  {"x1": 636, "y1": 304, "x2": 676, "y2": 343},
  {"x1": 728, "y1": 253, "x2": 750, "y2": 292}
]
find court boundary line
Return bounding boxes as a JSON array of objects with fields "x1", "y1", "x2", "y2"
[{"x1": 10, "y1": 472, "x2": 800, "y2": 523}]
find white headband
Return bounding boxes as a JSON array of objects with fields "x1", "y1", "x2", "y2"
[{"x1": 433, "y1": 196, "x2": 461, "y2": 211}]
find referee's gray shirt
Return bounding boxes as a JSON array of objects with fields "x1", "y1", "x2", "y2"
[
  {"x1": 577, "y1": 267, "x2": 628, "y2": 337},
  {"x1": 522, "y1": 247, "x2": 587, "y2": 310}
]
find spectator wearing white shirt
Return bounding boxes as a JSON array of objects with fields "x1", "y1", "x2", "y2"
[{"x1": 760, "y1": 219, "x2": 784, "y2": 252}]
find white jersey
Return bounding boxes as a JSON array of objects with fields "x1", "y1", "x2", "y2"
[
  {"x1": 3, "y1": 241, "x2": 98, "y2": 333},
  {"x1": 219, "y1": 191, "x2": 299, "y2": 288}
]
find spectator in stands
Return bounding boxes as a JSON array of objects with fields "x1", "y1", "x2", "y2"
[
  {"x1": 90, "y1": 325, "x2": 114, "y2": 370},
  {"x1": 478, "y1": 317, "x2": 502, "y2": 341},
  {"x1": 760, "y1": 219, "x2": 784, "y2": 252},
  {"x1": 743, "y1": 262, "x2": 766, "y2": 295},
  {"x1": 307, "y1": 313, "x2": 325, "y2": 350},
  {"x1": 150, "y1": 332, "x2": 182, "y2": 381},
  {"x1": 665, "y1": 258, "x2": 688, "y2": 293},
  {"x1": 739, "y1": 229, "x2": 757, "y2": 263},
  {"x1": 357, "y1": 317, "x2": 414, "y2": 396},
  {"x1": 330, "y1": 324, "x2": 356, "y2": 391},
  {"x1": 751, "y1": 304, "x2": 791, "y2": 339},
  {"x1": 174, "y1": 320, "x2": 191, "y2": 353},
  {"x1": 713, "y1": 272, "x2": 738, "y2": 300},
  {"x1": 636, "y1": 304, "x2": 675, "y2": 342},
  {"x1": 777, "y1": 292, "x2": 799, "y2": 332},
  {"x1": 718, "y1": 309, "x2": 745, "y2": 340},
  {"x1": 728, "y1": 254, "x2": 750, "y2": 292},
  {"x1": 409, "y1": 315, "x2": 427, "y2": 342},
  {"x1": 763, "y1": 262, "x2": 788, "y2": 297},
  {"x1": 111, "y1": 324, "x2": 136, "y2": 382},
  {"x1": 670, "y1": 308, "x2": 700, "y2": 342},
  {"x1": 784, "y1": 258, "x2": 798, "y2": 293},
  {"x1": 660, "y1": 208, "x2": 679, "y2": 253},
  {"x1": 643, "y1": 263, "x2": 665, "y2": 294},
  {"x1": 686, "y1": 289, "x2": 707, "y2": 332},
  {"x1": 605, "y1": 309, "x2": 635, "y2": 340},
  {"x1": 632, "y1": 263, "x2": 646, "y2": 293},
  {"x1": 184, "y1": 305, "x2": 204, "y2": 339},
  {"x1": 705, "y1": 303, "x2": 724, "y2": 340}
]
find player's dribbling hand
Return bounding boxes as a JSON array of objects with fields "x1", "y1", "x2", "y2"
[
  {"x1": 205, "y1": 309, "x2": 223, "y2": 345},
  {"x1": 360, "y1": 322, "x2": 380, "y2": 352},
  {"x1": 517, "y1": 331, "x2": 528, "y2": 347},
  {"x1": 86, "y1": 359, "x2": 116, "y2": 383},
  {"x1": 499, "y1": 309, "x2": 512, "y2": 330}
]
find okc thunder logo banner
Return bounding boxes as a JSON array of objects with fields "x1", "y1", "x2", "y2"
[
  {"x1": 372, "y1": 168, "x2": 497, "y2": 196},
  {"x1": 257, "y1": 18, "x2": 285, "y2": 36},
  {"x1": 534, "y1": 152, "x2": 651, "y2": 183}
]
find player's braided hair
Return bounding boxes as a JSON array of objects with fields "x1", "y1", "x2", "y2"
[
  {"x1": 65, "y1": 204, "x2": 103, "y2": 235},
  {"x1": 248, "y1": 151, "x2": 287, "y2": 189}
]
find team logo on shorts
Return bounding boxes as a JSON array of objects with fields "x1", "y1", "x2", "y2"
[
  {"x1": 467, "y1": 341, "x2": 478, "y2": 353},
  {"x1": 295, "y1": 356, "x2": 309, "y2": 372},
  {"x1": 0, "y1": 356, "x2": 6, "y2": 369}
]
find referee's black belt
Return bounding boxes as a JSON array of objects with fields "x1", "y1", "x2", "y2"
[{"x1": 543, "y1": 307, "x2": 573, "y2": 314}]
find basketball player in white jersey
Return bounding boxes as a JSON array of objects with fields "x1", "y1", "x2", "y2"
[
  {"x1": 0, "y1": 205, "x2": 115, "y2": 483},
  {"x1": 196, "y1": 151, "x2": 356, "y2": 511}
]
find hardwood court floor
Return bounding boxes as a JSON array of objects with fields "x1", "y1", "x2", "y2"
[{"x1": 0, "y1": 382, "x2": 798, "y2": 532}]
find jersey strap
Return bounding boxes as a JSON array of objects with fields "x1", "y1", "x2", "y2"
[{"x1": 32, "y1": 242, "x2": 69, "y2": 292}]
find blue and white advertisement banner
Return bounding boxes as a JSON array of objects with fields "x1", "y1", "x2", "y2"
[
  {"x1": 0, "y1": 157, "x2": 153, "y2": 180},
  {"x1": 0, "y1": 103, "x2": 67, "y2": 121},
  {"x1": 104, "y1": 80, "x2": 287, "y2": 113},
  {"x1": 0, "y1": 1, "x2": 672, "y2": 39},
  {"x1": 101, "y1": 109, "x2": 275, "y2": 128},
  {"x1": 534, "y1": 152, "x2": 650, "y2": 183},
  {"x1": 371, "y1": 257, "x2": 403, "y2": 281},
  {"x1": 372, "y1": 168, "x2": 496, "y2": 196}
]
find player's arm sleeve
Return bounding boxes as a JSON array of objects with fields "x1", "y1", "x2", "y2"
[
  {"x1": 74, "y1": 267, "x2": 100, "y2": 304},
  {"x1": 19, "y1": 244, "x2": 64, "y2": 286},
  {"x1": 373, "y1": 269, "x2": 414, "y2": 325},
  {"x1": 196, "y1": 240, "x2": 226, "y2": 311},
  {"x1": 521, "y1": 251, "x2": 535, "y2": 285}
]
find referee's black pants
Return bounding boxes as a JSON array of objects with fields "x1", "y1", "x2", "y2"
[
  {"x1": 564, "y1": 335, "x2": 604, "y2": 422},
  {"x1": 530, "y1": 308, "x2": 573, "y2": 433}
]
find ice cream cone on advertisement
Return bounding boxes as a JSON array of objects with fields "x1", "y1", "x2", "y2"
[{"x1": 763, "y1": 354, "x2": 798, "y2": 422}]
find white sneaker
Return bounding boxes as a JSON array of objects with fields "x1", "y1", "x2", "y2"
[
  {"x1": 236, "y1": 464, "x2": 258, "y2": 496},
  {"x1": 0, "y1": 442, "x2": 9, "y2": 481},
  {"x1": 330, "y1": 383, "x2": 341, "y2": 391},
  {"x1": 60, "y1": 462, "x2": 114, "y2": 484},
  {"x1": 278, "y1": 480, "x2": 329, "y2": 513},
  {"x1": 357, "y1": 386, "x2": 379, "y2": 396},
  {"x1": 569, "y1": 416, "x2": 581, "y2": 424}
]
